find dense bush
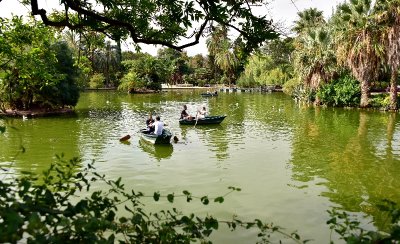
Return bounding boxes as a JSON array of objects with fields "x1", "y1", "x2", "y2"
[
  {"x1": 89, "y1": 73, "x2": 105, "y2": 89},
  {"x1": 118, "y1": 71, "x2": 145, "y2": 92},
  {"x1": 370, "y1": 94, "x2": 400, "y2": 110},
  {"x1": 317, "y1": 76, "x2": 360, "y2": 107},
  {"x1": 119, "y1": 54, "x2": 164, "y2": 92}
]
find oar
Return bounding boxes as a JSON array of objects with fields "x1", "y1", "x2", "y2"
[
  {"x1": 194, "y1": 111, "x2": 199, "y2": 127},
  {"x1": 119, "y1": 134, "x2": 131, "y2": 142}
]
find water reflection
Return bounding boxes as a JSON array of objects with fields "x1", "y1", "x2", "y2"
[
  {"x1": 179, "y1": 124, "x2": 230, "y2": 160},
  {"x1": 0, "y1": 117, "x2": 81, "y2": 176},
  {"x1": 2, "y1": 90, "x2": 400, "y2": 242},
  {"x1": 289, "y1": 108, "x2": 400, "y2": 231},
  {"x1": 138, "y1": 139, "x2": 173, "y2": 161}
]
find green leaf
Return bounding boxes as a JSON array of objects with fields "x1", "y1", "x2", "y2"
[
  {"x1": 0, "y1": 126, "x2": 5, "y2": 134},
  {"x1": 106, "y1": 210, "x2": 116, "y2": 221},
  {"x1": 205, "y1": 217, "x2": 219, "y2": 230},
  {"x1": 153, "y1": 192, "x2": 160, "y2": 201},
  {"x1": 214, "y1": 196, "x2": 224, "y2": 203},
  {"x1": 132, "y1": 213, "x2": 142, "y2": 225},
  {"x1": 119, "y1": 217, "x2": 128, "y2": 223},
  {"x1": 167, "y1": 193, "x2": 174, "y2": 203},
  {"x1": 201, "y1": 196, "x2": 209, "y2": 205}
]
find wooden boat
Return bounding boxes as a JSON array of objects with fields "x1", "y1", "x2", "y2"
[
  {"x1": 179, "y1": 115, "x2": 226, "y2": 125},
  {"x1": 200, "y1": 92, "x2": 218, "y2": 97},
  {"x1": 140, "y1": 128, "x2": 172, "y2": 145}
]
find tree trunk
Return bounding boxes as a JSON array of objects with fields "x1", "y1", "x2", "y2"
[
  {"x1": 360, "y1": 79, "x2": 370, "y2": 108},
  {"x1": 389, "y1": 68, "x2": 398, "y2": 111}
]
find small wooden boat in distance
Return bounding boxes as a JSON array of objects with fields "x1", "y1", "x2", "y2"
[
  {"x1": 179, "y1": 115, "x2": 226, "y2": 125},
  {"x1": 140, "y1": 129, "x2": 172, "y2": 145},
  {"x1": 200, "y1": 92, "x2": 218, "y2": 97}
]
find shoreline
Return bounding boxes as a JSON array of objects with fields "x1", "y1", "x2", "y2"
[{"x1": 0, "y1": 108, "x2": 75, "y2": 118}]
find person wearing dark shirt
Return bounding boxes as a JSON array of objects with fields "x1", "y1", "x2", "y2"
[
  {"x1": 146, "y1": 112, "x2": 155, "y2": 132},
  {"x1": 180, "y1": 105, "x2": 192, "y2": 120}
]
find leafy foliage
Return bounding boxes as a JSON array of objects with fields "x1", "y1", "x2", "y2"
[
  {"x1": 327, "y1": 200, "x2": 400, "y2": 243},
  {"x1": 89, "y1": 73, "x2": 105, "y2": 89},
  {"x1": 118, "y1": 71, "x2": 145, "y2": 92},
  {"x1": 0, "y1": 17, "x2": 80, "y2": 110},
  {"x1": 317, "y1": 75, "x2": 361, "y2": 107},
  {"x1": 22, "y1": 0, "x2": 278, "y2": 52},
  {"x1": 120, "y1": 54, "x2": 164, "y2": 92},
  {"x1": 207, "y1": 25, "x2": 238, "y2": 86},
  {"x1": 0, "y1": 156, "x2": 306, "y2": 243}
]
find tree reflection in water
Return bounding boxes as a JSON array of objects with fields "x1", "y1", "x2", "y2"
[{"x1": 289, "y1": 108, "x2": 400, "y2": 232}]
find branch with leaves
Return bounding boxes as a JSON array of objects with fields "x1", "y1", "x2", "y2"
[
  {"x1": 0, "y1": 154, "x2": 305, "y2": 243},
  {"x1": 12, "y1": 0, "x2": 278, "y2": 52}
]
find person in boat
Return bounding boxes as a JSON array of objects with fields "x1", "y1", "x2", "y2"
[
  {"x1": 197, "y1": 106, "x2": 207, "y2": 119},
  {"x1": 153, "y1": 116, "x2": 164, "y2": 136},
  {"x1": 146, "y1": 112, "x2": 155, "y2": 132},
  {"x1": 180, "y1": 105, "x2": 192, "y2": 120}
]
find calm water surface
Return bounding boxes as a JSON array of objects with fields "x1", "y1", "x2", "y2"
[{"x1": 1, "y1": 90, "x2": 400, "y2": 243}]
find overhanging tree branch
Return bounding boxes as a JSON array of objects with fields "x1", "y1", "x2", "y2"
[{"x1": 19, "y1": 0, "x2": 277, "y2": 51}]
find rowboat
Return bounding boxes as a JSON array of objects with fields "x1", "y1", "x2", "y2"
[
  {"x1": 200, "y1": 92, "x2": 218, "y2": 97},
  {"x1": 179, "y1": 115, "x2": 226, "y2": 125},
  {"x1": 140, "y1": 128, "x2": 172, "y2": 145}
]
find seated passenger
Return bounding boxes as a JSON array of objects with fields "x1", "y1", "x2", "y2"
[
  {"x1": 146, "y1": 112, "x2": 155, "y2": 132},
  {"x1": 180, "y1": 105, "x2": 192, "y2": 120},
  {"x1": 197, "y1": 106, "x2": 207, "y2": 119},
  {"x1": 153, "y1": 116, "x2": 164, "y2": 136}
]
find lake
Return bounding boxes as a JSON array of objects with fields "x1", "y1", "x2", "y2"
[{"x1": 1, "y1": 90, "x2": 400, "y2": 243}]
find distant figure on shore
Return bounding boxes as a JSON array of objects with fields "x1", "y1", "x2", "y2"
[{"x1": 180, "y1": 105, "x2": 192, "y2": 120}]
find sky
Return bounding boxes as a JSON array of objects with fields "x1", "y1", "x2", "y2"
[{"x1": 0, "y1": 0, "x2": 344, "y2": 56}]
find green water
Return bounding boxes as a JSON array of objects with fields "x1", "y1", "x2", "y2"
[{"x1": 1, "y1": 90, "x2": 400, "y2": 243}]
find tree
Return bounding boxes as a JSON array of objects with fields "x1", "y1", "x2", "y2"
[
  {"x1": 261, "y1": 37, "x2": 295, "y2": 73},
  {"x1": 157, "y1": 48, "x2": 190, "y2": 85},
  {"x1": 119, "y1": 53, "x2": 165, "y2": 92},
  {"x1": 93, "y1": 41, "x2": 120, "y2": 87},
  {"x1": 293, "y1": 27, "x2": 337, "y2": 91},
  {"x1": 333, "y1": 0, "x2": 383, "y2": 107},
  {"x1": 292, "y1": 8, "x2": 326, "y2": 34},
  {"x1": 237, "y1": 55, "x2": 274, "y2": 87},
  {"x1": 376, "y1": 0, "x2": 400, "y2": 110},
  {"x1": 0, "y1": 17, "x2": 79, "y2": 110},
  {"x1": 17, "y1": 0, "x2": 278, "y2": 53},
  {"x1": 207, "y1": 25, "x2": 238, "y2": 86}
]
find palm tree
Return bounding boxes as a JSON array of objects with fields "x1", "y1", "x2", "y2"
[
  {"x1": 293, "y1": 27, "x2": 337, "y2": 91},
  {"x1": 206, "y1": 25, "x2": 237, "y2": 86},
  {"x1": 292, "y1": 8, "x2": 325, "y2": 34},
  {"x1": 333, "y1": 0, "x2": 384, "y2": 108},
  {"x1": 93, "y1": 41, "x2": 120, "y2": 87},
  {"x1": 376, "y1": 0, "x2": 400, "y2": 110}
]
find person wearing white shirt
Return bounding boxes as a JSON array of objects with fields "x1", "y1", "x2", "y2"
[
  {"x1": 153, "y1": 116, "x2": 164, "y2": 135},
  {"x1": 197, "y1": 106, "x2": 207, "y2": 119}
]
